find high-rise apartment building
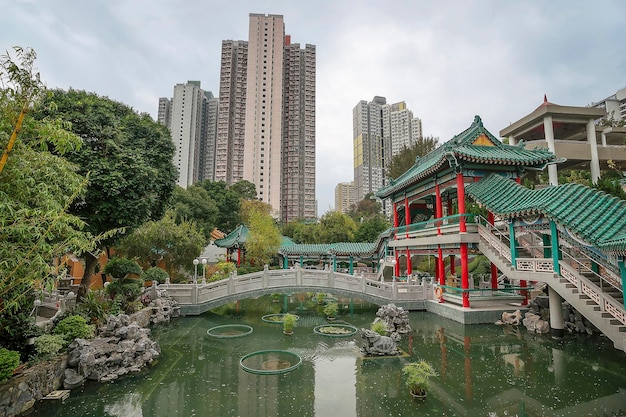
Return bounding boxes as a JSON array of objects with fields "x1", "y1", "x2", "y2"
[
  {"x1": 158, "y1": 81, "x2": 218, "y2": 188},
  {"x1": 335, "y1": 181, "x2": 355, "y2": 215},
  {"x1": 590, "y1": 86, "x2": 626, "y2": 121},
  {"x1": 217, "y1": 13, "x2": 316, "y2": 222},
  {"x1": 353, "y1": 97, "x2": 422, "y2": 206},
  {"x1": 215, "y1": 40, "x2": 248, "y2": 185}
]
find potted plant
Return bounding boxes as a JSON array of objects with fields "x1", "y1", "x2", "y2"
[
  {"x1": 282, "y1": 313, "x2": 297, "y2": 335},
  {"x1": 402, "y1": 360, "x2": 438, "y2": 399},
  {"x1": 323, "y1": 301, "x2": 338, "y2": 321}
]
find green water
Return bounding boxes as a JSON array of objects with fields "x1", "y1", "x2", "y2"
[{"x1": 30, "y1": 295, "x2": 626, "y2": 417}]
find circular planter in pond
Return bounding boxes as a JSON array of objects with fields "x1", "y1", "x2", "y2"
[
  {"x1": 240, "y1": 350, "x2": 302, "y2": 375},
  {"x1": 313, "y1": 324, "x2": 358, "y2": 337},
  {"x1": 207, "y1": 324, "x2": 253, "y2": 338},
  {"x1": 261, "y1": 313, "x2": 300, "y2": 324}
]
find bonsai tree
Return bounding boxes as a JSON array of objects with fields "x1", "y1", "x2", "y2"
[
  {"x1": 103, "y1": 257, "x2": 143, "y2": 313},
  {"x1": 402, "y1": 360, "x2": 438, "y2": 398},
  {"x1": 141, "y1": 267, "x2": 169, "y2": 285},
  {"x1": 282, "y1": 313, "x2": 297, "y2": 335},
  {"x1": 323, "y1": 301, "x2": 338, "y2": 320}
]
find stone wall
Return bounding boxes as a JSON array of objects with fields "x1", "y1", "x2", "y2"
[{"x1": 0, "y1": 355, "x2": 67, "y2": 417}]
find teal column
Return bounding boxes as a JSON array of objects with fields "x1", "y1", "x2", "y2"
[
  {"x1": 550, "y1": 221, "x2": 560, "y2": 275},
  {"x1": 283, "y1": 256, "x2": 288, "y2": 269},
  {"x1": 299, "y1": 255, "x2": 303, "y2": 268},
  {"x1": 509, "y1": 221, "x2": 517, "y2": 268},
  {"x1": 591, "y1": 261, "x2": 599, "y2": 274},
  {"x1": 333, "y1": 256, "x2": 337, "y2": 272},
  {"x1": 619, "y1": 258, "x2": 626, "y2": 310},
  {"x1": 283, "y1": 293, "x2": 288, "y2": 312},
  {"x1": 349, "y1": 256, "x2": 354, "y2": 274}
]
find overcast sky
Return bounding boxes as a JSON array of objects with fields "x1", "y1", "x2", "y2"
[{"x1": 2, "y1": 0, "x2": 625, "y2": 215}]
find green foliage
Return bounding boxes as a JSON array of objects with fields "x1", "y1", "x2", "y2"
[
  {"x1": 103, "y1": 257, "x2": 142, "y2": 279},
  {"x1": 282, "y1": 313, "x2": 297, "y2": 333},
  {"x1": 169, "y1": 185, "x2": 218, "y2": 243},
  {"x1": 141, "y1": 267, "x2": 169, "y2": 284},
  {"x1": 32, "y1": 88, "x2": 177, "y2": 296},
  {"x1": 245, "y1": 201, "x2": 282, "y2": 266},
  {"x1": 229, "y1": 180, "x2": 257, "y2": 200},
  {"x1": 197, "y1": 180, "x2": 242, "y2": 232},
  {"x1": 318, "y1": 211, "x2": 357, "y2": 243},
  {"x1": 208, "y1": 261, "x2": 236, "y2": 282},
  {"x1": 116, "y1": 211, "x2": 205, "y2": 276},
  {"x1": 348, "y1": 193, "x2": 382, "y2": 220},
  {"x1": 74, "y1": 289, "x2": 120, "y2": 325},
  {"x1": 370, "y1": 319, "x2": 387, "y2": 336},
  {"x1": 281, "y1": 220, "x2": 319, "y2": 244},
  {"x1": 33, "y1": 334, "x2": 65, "y2": 361},
  {"x1": 354, "y1": 215, "x2": 390, "y2": 242},
  {"x1": 0, "y1": 348, "x2": 20, "y2": 382},
  {"x1": 595, "y1": 172, "x2": 626, "y2": 200},
  {"x1": 52, "y1": 315, "x2": 95, "y2": 346},
  {"x1": 387, "y1": 136, "x2": 439, "y2": 180},
  {"x1": 105, "y1": 280, "x2": 143, "y2": 313},
  {"x1": 402, "y1": 360, "x2": 438, "y2": 394},
  {"x1": 323, "y1": 302, "x2": 338, "y2": 318}
]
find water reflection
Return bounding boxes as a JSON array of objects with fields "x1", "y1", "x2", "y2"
[{"x1": 28, "y1": 296, "x2": 626, "y2": 417}]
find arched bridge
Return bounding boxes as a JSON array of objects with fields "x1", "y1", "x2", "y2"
[{"x1": 161, "y1": 267, "x2": 434, "y2": 315}]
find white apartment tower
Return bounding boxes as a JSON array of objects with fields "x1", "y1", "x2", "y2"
[
  {"x1": 158, "y1": 81, "x2": 218, "y2": 188},
  {"x1": 353, "y1": 97, "x2": 422, "y2": 204},
  {"x1": 217, "y1": 13, "x2": 316, "y2": 222}
]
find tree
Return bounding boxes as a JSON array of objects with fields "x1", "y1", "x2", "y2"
[
  {"x1": 198, "y1": 180, "x2": 241, "y2": 232},
  {"x1": 244, "y1": 202, "x2": 281, "y2": 266},
  {"x1": 230, "y1": 180, "x2": 257, "y2": 200},
  {"x1": 1, "y1": 47, "x2": 93, "y2": 353},
  {"x1": 348, "y1": 193, "x2": 382, "y2": 221},
  {"x1": 354, "y1": 215, "x2": 390, "y2": 242},
  {"x1": 115, "y1": 210, "x2": 206, "y2": 279},
  {"x1": 169, "y1": 185, "x2": 219, "y2": 243},
  {"x1": 281, "y1": 220, "x2": 320, "y2": 244},
  {"x1": 387, "y1": 135, "x2": 439, "y2": 180},
  {"x1": 318, "y1": 211, "x2": 357, "y2": 243},
  {"x1": 32, "y1": 89, "x2": 177, "y2": 299}
]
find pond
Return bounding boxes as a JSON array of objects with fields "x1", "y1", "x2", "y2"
[{"x1": 29, "y1": 294, "x2": 626, "y2": 417}]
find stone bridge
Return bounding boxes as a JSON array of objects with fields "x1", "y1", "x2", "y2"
[{"x1": 161, "y1": 266, "x2": 435, "y2": 315}]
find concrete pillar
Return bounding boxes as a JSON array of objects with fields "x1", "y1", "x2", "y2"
[
  {"x1": 544, "y1": 115, "x2": 558, "y2": 186},
  {"x1": 587, "y1": 118, "x2": 601, "y2": 184},
  {"x1": 548, "y1": 286, "x2": 565, "y2": 339},
  {"x1": 508, "y1": 135, "x2": 517, "y2": 146}
]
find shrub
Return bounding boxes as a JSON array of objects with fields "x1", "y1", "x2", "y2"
[
  {"x1": 282, "y1": 313, "x2": 297, "y2": 333},
  {"x1": 208, "y1": 261, "x2": 236, "y2": 282},
  {"x1": 323, "y1": 302, "x2": 338, "y2": 318},
  {"x1": 74, "y1": 289, "x2": 120, "y2": 325},
  {"x1": 141, "y1": 267, "x2": 169, "y2": 284},
  {"x1": 370, "y1": 319, "x2": 387, "y2": 336},
  {"x1": 0, "y1": 348, "x2": 20, "y2": 382},
  {"x1": 52, "y1": 315, "x2": 95, "y2": 346},
  {"x1": 103, "y1": 257, "x2": 142, "y2": 279},
  {"x1": 33, "y1": 334, "x2": 65, "y2": 360},
  {"x1": 105, "y1": 279, "x2": 143, "y2": 309}
]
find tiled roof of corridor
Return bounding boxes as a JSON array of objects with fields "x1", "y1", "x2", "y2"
[{"x1": 466, "y1": 173, "x2": 626, "y2": 254}]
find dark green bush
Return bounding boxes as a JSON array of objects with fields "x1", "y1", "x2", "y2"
[
  {"x1": 0, "y1": 348, "x2": 21, "y2": 382},
  {"x1": 33, "y1": 334, "x2": 65, "y2": 361},
  {"x1": 141, "y1": 267, "x2": 169, "y2": 284},
  {"x1": 103, "y1": 257, "x2": 142, "y2": 279},
  {"x1": 52, "y1": 315, "x2": 95, "y2": 346},
  {"x1": 74, "y1": 289, "x2": 120, "y2": 325}
]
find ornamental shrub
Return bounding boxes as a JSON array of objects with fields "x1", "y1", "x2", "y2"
[
  {"x1": 52, "y1": 315, "x2": 95, "y2": 346},
  {"x1": 103, "y1": 257, "x2": 142, "y2": 280},
  {"x1": 33, "y1": 334, "x2": 65, "y2": 360},
  {"x1": 141, "y1": 267, "x2": 169, "y2": 284},
  {"x1": 0, "y1": 348, "x2": 20, "y2": 382}
]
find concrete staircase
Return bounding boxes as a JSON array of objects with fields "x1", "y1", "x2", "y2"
[{"x1": 477, "y1": 225, "x2": 626, "y2": 353}]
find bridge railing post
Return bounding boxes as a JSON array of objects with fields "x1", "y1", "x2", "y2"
[
  {"x1": 392, "y1": 280, "x2": 398, "y2": 300},
  {"x1": 328, "y1": 268, "x2": 335, "y2": 288},
  {"x1": 263, "y1": 264, "x2": 269, "y2": 289},
  {"x1": 192, "y1": 283, "x2": 198, "y2": 304},
  {"x1": 296, "y1": 264, "x2": 302, "y2": 286},
  {"x1": 228, "y1": 271, "x2": 235, "y2": 295},
  {"x1": 361, "y1": 272, "x2": 366, "y2": 293}
]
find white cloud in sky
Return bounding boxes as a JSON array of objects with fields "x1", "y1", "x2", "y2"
[{"x1": 1, "y1": 0, "x2": 625, "y2": 215}]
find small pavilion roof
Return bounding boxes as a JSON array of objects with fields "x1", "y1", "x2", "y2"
[
  {"x1": 213, "y1": 224, "x2": 249, "y2": 248},
  {"x1": 466, "y1": 173, "x2": 626, "y2": 254},
  {"x1": 376, "y1": 116, "x2": 557, "y2": 199}
]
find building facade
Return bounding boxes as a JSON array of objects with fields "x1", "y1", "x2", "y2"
[
  {"x1": 590, "y1": 86, "x2": 626, "y2": 122},
  {"x1": 335, "y1": 181, "x2": 356, "y2": 215},
  {"x1": 218, "y1": 13, "x2": 316, "y2": 222},
  {"x1": 159, "y1": 81, "x2": 218, "y2": 188},
  {"x1": 353, "y1": 97, "x2": 422, "y2": 206}
]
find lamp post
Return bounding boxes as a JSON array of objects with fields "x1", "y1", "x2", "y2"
[
  {"x1": 193, "y1": 259, "x2": 199, "y2": 285},
  {"x1": 201, "y1": 258, "x2": 207, "y2": 284}
]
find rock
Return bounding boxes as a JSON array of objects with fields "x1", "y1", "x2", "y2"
[{"x1": 63, "y1": 368, "x2": 85, "y2": 390}]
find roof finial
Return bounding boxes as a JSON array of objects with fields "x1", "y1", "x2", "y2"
[{"x1": 543, "y1": 94, "x2": 548, "y2": 103}]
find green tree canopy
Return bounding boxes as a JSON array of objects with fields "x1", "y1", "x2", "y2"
[
  {"x1": 318, "y1": 211, "x2": 357, "y2": 243},
  {"x1": 281, "y1": 220, "x2": 320, "y2": 244},
  {"x1": 244, "y1": 201, "x2": 281, "y2": 266},
  {"x1": 169, "y1": 185, "x2": 219, "y2": 243},
  {"x1": 354, "y1": 215, "x2": 390, "y2": 243},
  {"x1": 387, "y1": 135, "x2": 439, "y2": 180},
  {"x1": 32, "y1": 89, "x2": 177, "y2": 298},
  {"x1": 197, "y1": 180, "x2": 242, "y2": 232}
]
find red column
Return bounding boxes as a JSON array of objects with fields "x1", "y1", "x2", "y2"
[
  {"x1": 457, "y1": 173, "x2": 470, "y2": 307},
  {"x1": 488, "y1": 211, "x2": 498, "y2": 289},
  {"x1": 237, "y1": 247, "x2": 241, "y2": 266},
  {"x1": 393, "y1": 201, "x2": 400, "y2": 279},
  {"x1": 449, "y1": 255, "x2": 455, "y2": 275},
  {"x1": 393, "y1": 201, "x2": 399, "y2": 228},
  {"x1": 436, "y1": 182, "x2": 445, "y2": 285},
  {"x1": 406, "y1": 248, "x2": 412, "y2": 275},
  {"x1": 404, "y1": 195, "x2": 410, "y2": 238}
]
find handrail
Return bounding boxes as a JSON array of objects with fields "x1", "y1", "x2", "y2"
[{"x1": 393, "y1": 213, "x2": 476, "y2": 235}]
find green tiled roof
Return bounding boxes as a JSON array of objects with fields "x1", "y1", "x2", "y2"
[
  {"x1": 278, "y1": 242, "x2": 378, "y2": 257},
  {"x1": 214, "y1": 224, "x2": 249, "y2": 248},
  {"x1": 466, "y1": 173, "x2": 626, "y2": 254},
  {"x1": 376, "y1": 116, "x2": 557, "y2": 199}
]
